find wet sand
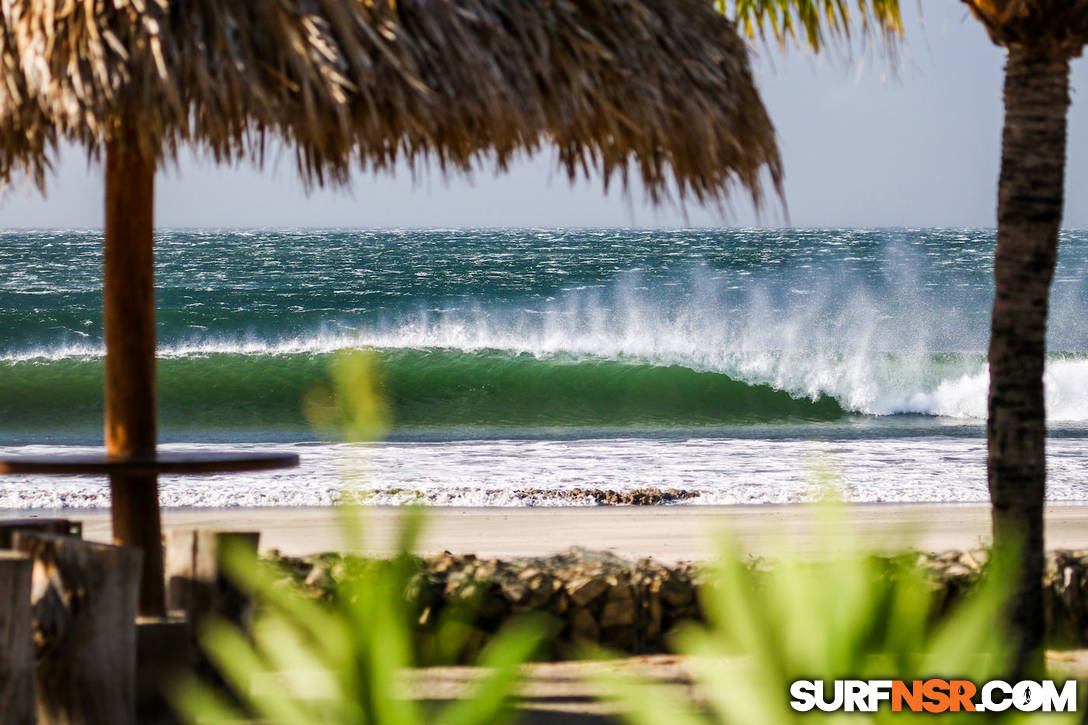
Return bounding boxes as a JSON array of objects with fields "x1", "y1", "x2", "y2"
[{"x1": 29, "y1": 503, "x2": 1088, "y2": 560}]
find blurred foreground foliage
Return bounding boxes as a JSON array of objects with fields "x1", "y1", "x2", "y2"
[
  {"x1": 303, "y1": 351, "x2": 391, "y2": 443},
  {"x1": 174, "y1": 509, "x2": 553, "y2": 724},
  {"x1": 597, "y1": 507, "x2": 1081, "y2": 724}
]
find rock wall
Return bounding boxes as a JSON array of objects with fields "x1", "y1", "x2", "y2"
[{"x1": 268, "y1": 548, "x2": 1088, "y2": 660}]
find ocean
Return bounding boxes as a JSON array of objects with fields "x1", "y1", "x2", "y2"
[{"x1": 1, "y1": 228, "x2": 1086, "y2": 508}]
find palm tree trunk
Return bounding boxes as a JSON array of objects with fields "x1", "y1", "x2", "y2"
[
  {"x1": 105, "y1": 125, "x2": 165, "y2": 617},
  {"x1": 989, "y1": 45, "x2": 1070, "y2": 671}
]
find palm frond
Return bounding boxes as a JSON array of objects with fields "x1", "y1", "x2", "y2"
[{"x1": 723, "y1": 0, "x2": 903, "y2": 52}]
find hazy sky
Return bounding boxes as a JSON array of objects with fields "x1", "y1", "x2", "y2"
[{"x1": 0, "y1": 3, "x2": 1085, "y2": 229}]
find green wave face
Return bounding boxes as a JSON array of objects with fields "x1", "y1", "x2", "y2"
[
  {"x1": 0, "y1": 349, "x2": 847, "y2": 437},
  {"x1": 375, "y1": 349, "x2": 846, "y2": 427}
]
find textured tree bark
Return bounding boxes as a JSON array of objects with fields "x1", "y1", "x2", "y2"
[
  {"x1": 0, "y1": 553, "x2": 35, "y2": 725},
  {"x1": 14, "y1": 532, "x2": 142, "y2": 725},
  {"x1": 989, "y1": 45, "x2": 1070, "y2": 671},
  {"x1": 105, "y1": 125, "x2": 165, "y2": 617}
]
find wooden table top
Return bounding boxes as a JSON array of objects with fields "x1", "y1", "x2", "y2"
[{"x1": 0, "y1": 451, "x2": 299, "y2": 476}]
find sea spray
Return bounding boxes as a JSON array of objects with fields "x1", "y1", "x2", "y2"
[
  {"x1": 2, "y1": 229, "x2": 1088, "y2": 433},
  {"x1": 1, "y1": 228, "x2": 1086, "y2": 505}
]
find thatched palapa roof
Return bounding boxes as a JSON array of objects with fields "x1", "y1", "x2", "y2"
[{"x1": 0, "y1": 0, "x2": 781, "y2": 206}]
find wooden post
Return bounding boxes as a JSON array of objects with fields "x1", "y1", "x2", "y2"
[
  {"x1": 136, "y1": 616, "x2": 193, "y2": 725},
  {"x1": 14, "y1": 532, "x2": 142, "y2": 725},
  {"x1": 166, "y1": 530, "x2": 260, "y2": 625},
  {"x1": 105, "y1": 126, "x2": 164, "y2": 616},
  {"x1": 0, "y1": 518, "x2": 82, "y2": 548},
  {"x1": 0, "y1": 553, "x2": 35, "y2": 725}
]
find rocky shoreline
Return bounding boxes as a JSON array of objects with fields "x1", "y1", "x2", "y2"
[
  {"x1": 264, "y1": 547, "x2": 1088, "y2": 660},
  {"x1": 340, "y1": 487, "x2": 702, "y2": 506},
  {"x1": 516, "y1": 488, "x2": 702, "y2": 505}
]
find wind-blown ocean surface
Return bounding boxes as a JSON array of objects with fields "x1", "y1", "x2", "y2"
[{"x1": 1, "y1": 228, "x2": 1086, "y2": 507}]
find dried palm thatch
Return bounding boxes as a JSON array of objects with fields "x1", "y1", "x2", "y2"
[{"x1": 0, "y1": 0, "x2": 782, "y2": 207}]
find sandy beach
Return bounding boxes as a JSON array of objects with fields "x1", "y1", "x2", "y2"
[{"x1": 32, "y1": 502, "x2": 1088, "y2": 561}]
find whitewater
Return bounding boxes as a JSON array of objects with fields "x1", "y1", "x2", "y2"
[{"x1": 0, "y1": 228, "x2": 1086, "y2": 507}]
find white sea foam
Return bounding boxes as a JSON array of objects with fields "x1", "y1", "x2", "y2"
[
  {"x1": 865, "y1": 359, "x2": 1088, "y2": 421},
  {"x1": 1, "y1": 437, "x2": 1087, "y2": 510}
]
